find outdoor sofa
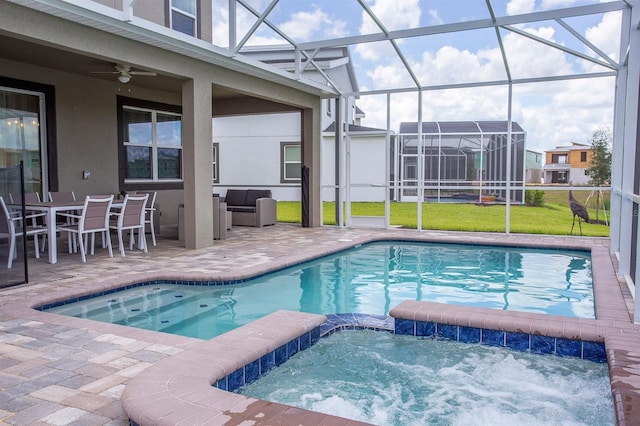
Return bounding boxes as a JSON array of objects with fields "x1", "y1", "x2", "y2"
[{"x1": 223, "y1": 189, "x2": 277, "y2": 227}]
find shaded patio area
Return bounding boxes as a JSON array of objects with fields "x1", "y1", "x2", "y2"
[{"x1": 0, "y1": 224, "x2": 636, "y2": 424}]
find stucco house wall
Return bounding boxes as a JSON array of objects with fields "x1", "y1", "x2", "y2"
[
  {"x1": 1, "y1": 57, "x2": 186, "y2": 224},
  {"x1": 213, "y1": 112, "x2": 302, "y2": 201},
  {"x1": 321, "y1": 133, "x2": 387, "y2": 202},
  {"x1": 214, "y1": 112, "x2": 388, "y2": 203}
]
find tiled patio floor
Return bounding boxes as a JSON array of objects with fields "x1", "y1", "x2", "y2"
[{"x1": 0, "y1": 223, "x2": 635, "y2": 425}]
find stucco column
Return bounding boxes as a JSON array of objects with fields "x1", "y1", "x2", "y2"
[
  {"x1": 302, "y1": 104, "x2": 321, "y2": 227},
  {"x1": 182, "y1": 78, "x2": 214, "y2": 248}
]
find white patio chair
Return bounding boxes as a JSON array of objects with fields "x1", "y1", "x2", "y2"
[
  {"x1": 109, "y1": 193, "x2": 148, "y2": 256},
  {"x1": 135, "y1": 191, "x2": 157, "y2": 246},
  {"x1": 9, "y1": 192, "x2": 41, "y2": 204},
  {"x1": 57, "y1": 195, "x2": 114, "y2": 263},
  {"x1": 9, "y1": 192, "x2": 47, "y2": 251},
  {"x1": 0, "y1": 196, "x2": 47, "y2": 268},
  {"x1": 47, "y1": 191, "x2": 76, "y2": 203},
  {"x1": 48, "y1": 190, "x2": 79, "y2": 251}
]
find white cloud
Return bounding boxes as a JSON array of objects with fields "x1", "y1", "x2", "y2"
[
  {"x1": 212, "y1": 1, "x2": 348, "y2": 46},
  {"x1": 502, "y1": 27, "x2": 575, "y2": 78},
  {"x1": 325, "y1": 20, "x2": 349, "y2": 39},
  {"x1": 356, "y1": 0, "x2": 421, "y2": 61},
  {"x1": 411, "y1": 45, "x2": 506, "y2": 86},
  {"x1": 540, "y1": 0, "x2": 578, "y2": 10},
  {"x1": 506, "y1": 0, "x2": 582, "y2": 15},
  {"x1": 211, "y1": 0, "x2": 280, "y2": 47},
  {"x1": 279, "y1": 9, "x2": 333, "y2": 42},
  {"x1": 211, "y1": 0, "x2": 230, "y2": 47},
  {"x1": 506, "y1": 0, "x2": 536, "y2": 15},
  {"x1": 428, "y1": 9, "x2": 443, "y2": 25},
  {"x1": 355, "y1": 13, "x2": 615, "y2": 154},
  {"x1": 362, "y1": 25, "x2": 573, "y2": 90},
  {"x1": 518, "y1": 78, "x2": 615, "y2": 153},
  {"x1": 585, "y1": 12, "x2": 621, "y2": 63},
  {"x1": 357, "y1": 74, "x2": 614, "y2": 155},
  {"x1": 360, "y1": 0, "x2": 421, "y2": 33}
]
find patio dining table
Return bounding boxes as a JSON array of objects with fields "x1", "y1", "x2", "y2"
[{"x1": 21, "y1": 199, "x2": 123, "y2": 264}]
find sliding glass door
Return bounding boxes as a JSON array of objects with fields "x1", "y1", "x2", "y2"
[{"x1": 0, "y1": 87, "x2": 47, "y2": 200}]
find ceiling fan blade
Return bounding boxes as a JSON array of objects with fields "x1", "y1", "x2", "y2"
[
  {"x1": 129, "y1": 71, "x2": 157, "y2": 76},
  {"x1": 90, "y1": 71, "x2": 119, "y2": 74}
]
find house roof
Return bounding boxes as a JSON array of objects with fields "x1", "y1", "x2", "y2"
[
  {"x1": 323, "y1": 122, "x2": 388, "y2": 134},
  {"x1": 546, "y1": 143, "x2": 592, "y2": 153},
  {"x1": 240, "y1": 45, "x2": 359, "y2": 95},
  {"x1": 399, "y1": 121, "x2": 525, "y2": 134}
]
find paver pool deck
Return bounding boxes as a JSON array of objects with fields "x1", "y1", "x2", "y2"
[{"x1": 0, "y1": 223, "x2": 637, "y2": 425}]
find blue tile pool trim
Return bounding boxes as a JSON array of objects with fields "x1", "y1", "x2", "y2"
[
  {"x1": 213, "y1": 325, "x2": 322, "y2": 392},
  {"x1": 213, "y1": 313, "x2": 605, "y2": 397},
  {"x1": 395, "y1": 318, "x2": 607, "y2": 363},
  {"x1": 35, "y1": 280, "x2": 255, "y2": 311},
  {"x1": 212, "y1": 314, "x2": 393, "y2": 393}
]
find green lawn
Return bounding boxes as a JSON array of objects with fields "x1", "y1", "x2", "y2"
[{"x1": 277, "y1": 190, "x2": 610, "y2": 237}]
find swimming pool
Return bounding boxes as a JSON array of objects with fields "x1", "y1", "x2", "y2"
[
  {"x1": 238, "y1": 329, "x2": 613, "y2": 425},
  {"x1": 43, "y1": 241, "x2": 594, "y2": 339}
]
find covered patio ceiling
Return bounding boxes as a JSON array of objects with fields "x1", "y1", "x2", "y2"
[{"x1": 0, "y1": 33, "x2": 246, "y2": 100}]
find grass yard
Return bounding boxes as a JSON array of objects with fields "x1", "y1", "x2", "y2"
[{"x1": 276, "y1": 189, "x2": 611, "y2": 237}]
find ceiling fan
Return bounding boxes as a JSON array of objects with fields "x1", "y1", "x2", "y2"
[{"x1": 91, "y1": 64, "x2": 157, "y2": 84}]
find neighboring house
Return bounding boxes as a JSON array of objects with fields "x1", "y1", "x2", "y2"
[
  {"x1": 543, "y1": 143, "x2": 593, "y2": 185},
  {"x1": 213, "y1": 111, "x2": 303, "y2": 201},
  {"x1": 525, "y1": 150, "x2": 543, "y2": 184},
  {"x1": 394, "y1": 121, "x2": 526, "y2": 202},
  {"x1": 321, "y1": 122, "x2": 391, "y2": 203},
  {"x1": 214, "y1": 46, "x2": 390, "y2": 203}
]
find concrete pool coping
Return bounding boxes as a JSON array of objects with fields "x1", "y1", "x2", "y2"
[{"x1": 3, "y1": 227, "x2": 639, "y2": 425}]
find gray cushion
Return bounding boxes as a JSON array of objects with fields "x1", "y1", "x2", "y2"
[
  {"x1": 228, "y1": 206, "x2": 256, "y2": 213},
  {"x1": 245, "y1": 189, "x2": 271, "y2": 206},
  {"x1": 224, "y1": 189, "x2": 247, "y2": 206}
]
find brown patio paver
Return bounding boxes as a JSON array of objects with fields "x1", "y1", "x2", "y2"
[{"x1": 0, "y1": 223, "x2": 635, "y2": 425}]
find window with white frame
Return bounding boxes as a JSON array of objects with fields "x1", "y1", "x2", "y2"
[
  {"x1": 281, "y1": 142, "x2": 301, "y2": 183},
  {"x1": 123, "y1": 106, "x2": 182, "y2": 182},
  {"x1": 212, "y1": 142, "x2": 219, "y2": 184},
  {"x1": 170, "y1": 0, "x2": 197, "y2": 36}
]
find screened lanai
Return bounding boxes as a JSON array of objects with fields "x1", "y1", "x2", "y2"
[
  {"x1": 220, "y1": 0, "x2": 628, "y2": 226},
  {"x1": 221, "y1": 0, "x2": 639, "y2": 316},
  {"x1": 0, "y1": 1, "x2": 637, "y2": 316},
  {"x1": 395, "y1": 121, "x2": 525, "y2": 203}
]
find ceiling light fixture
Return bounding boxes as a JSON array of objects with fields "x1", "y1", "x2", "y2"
[{"x1": 118, "y1": 74, "x2": 131, "y2": 84}]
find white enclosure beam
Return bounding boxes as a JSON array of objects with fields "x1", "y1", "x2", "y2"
[{"x1": 297, "y1": 2, "x2": 627, "y2": 51}]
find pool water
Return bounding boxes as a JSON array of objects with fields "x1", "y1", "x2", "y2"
[
  {"x1": 45, "y1": 242, "x2": 594, "y2": 339},
  {"x1": 238, "y1": 329, "x2": 614, "y2": 426}
]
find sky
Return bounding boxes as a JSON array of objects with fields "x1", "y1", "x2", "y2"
[{"x1": 211, "y1": 0, "x2": 623, "y2": 154}]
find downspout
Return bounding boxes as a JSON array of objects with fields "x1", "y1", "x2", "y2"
[
  {"x1": 385, "y1": 92, "x2": 391, "y2": 228},
  {"x1": 506, "y1": 83, "x2": 513, "y2": 235},
  {"x1": 476, "y1": 121, "x2": 484, "y2": 201},
  {"x1": 417, "y1": 91, "x2": 423, "y2": 231},
  {"x1": 345, "y1": 98, "x2": 352, "y2": 227},
  {"x1": 436, "y1": 121, "x2": 441, "y2": 202},
  {"x1": 335, "y1": 96, "x2": 344, "y2": 226}
]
